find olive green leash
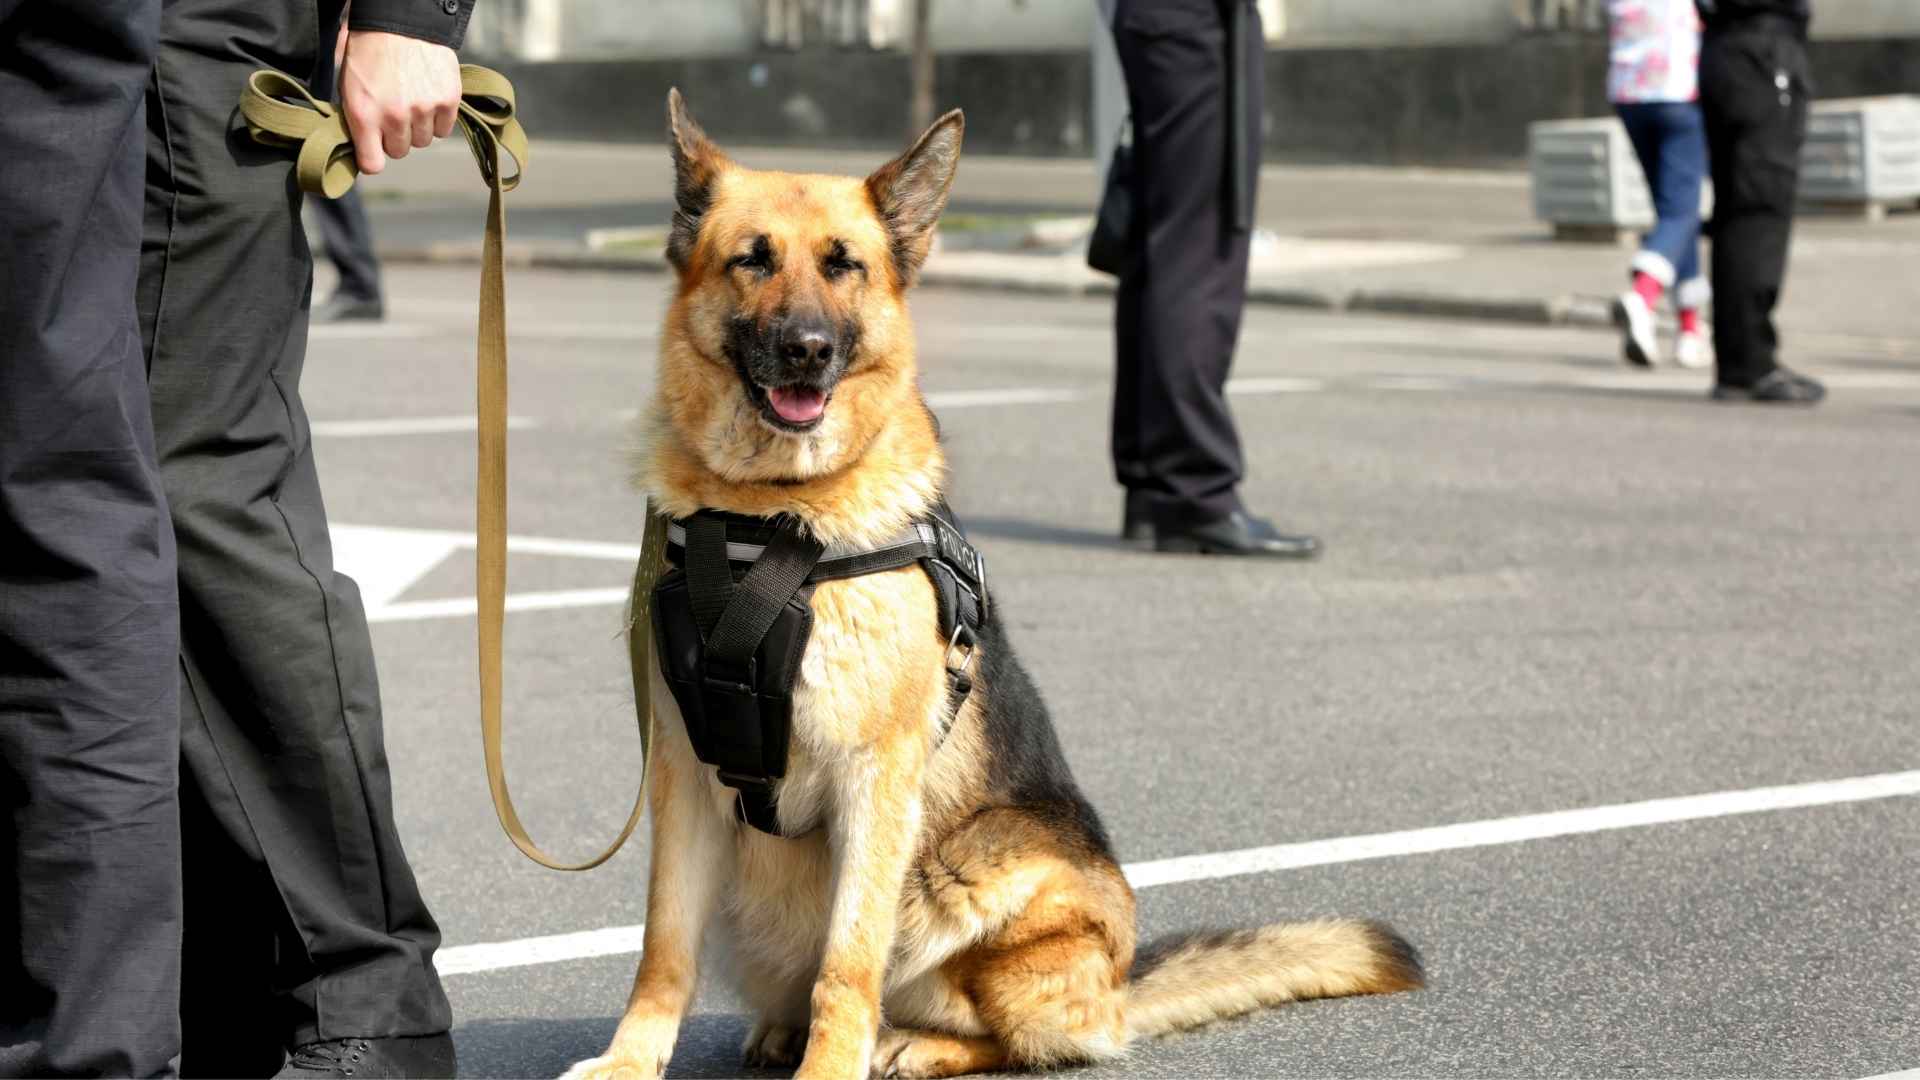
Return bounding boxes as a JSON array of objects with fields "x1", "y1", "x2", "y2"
[{"x1": 241, "y1": 65, "x2": 660, "y2": 871}]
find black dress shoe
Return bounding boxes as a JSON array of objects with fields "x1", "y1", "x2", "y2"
[
  {"x1": 1711, "y1": 366, "x2": 1825, "y2": 404},
  {"x1": 314, "y1": 291, "x2": 385, "y2": 323},
  {"x1": 275, "y1": 1034, "x2": 456, "y2": 1079},
  {"x1": 1154, "y1": 512, "x2": 1322, "y2": 559}
]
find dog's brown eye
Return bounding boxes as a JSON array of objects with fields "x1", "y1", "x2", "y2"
[
  {"x1": 729, "y1": 236, "x2": 773, "y2": 275},
  {"x1": 822, "y1": 242, "x2": 863, "y2": 280}
]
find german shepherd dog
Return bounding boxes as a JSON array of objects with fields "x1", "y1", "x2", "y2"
[{"x1": 563, "y1": 92, "x2": 1422, "y2": 1080}]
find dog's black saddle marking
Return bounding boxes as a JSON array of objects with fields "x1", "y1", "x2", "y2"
[{"x1": 653, "y1": 501, "x2": 988, "y2": 836}]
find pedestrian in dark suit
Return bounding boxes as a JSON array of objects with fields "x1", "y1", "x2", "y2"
[
  {"x1": 1696, "y1": 0, "x2": 1826, "y2": 403},
  {"x1": 1108, "y1": 0, "x2": 1320, "y2": 557},
  {"x1": 312, "y1": 41, "x2": 388, "y2": 323},
  {"x1": 1, "y1": 1, "x2": 471, "y2": 1076},
  {"x1": 314, "y1": 190, "x2": 388, "y2": 322}
]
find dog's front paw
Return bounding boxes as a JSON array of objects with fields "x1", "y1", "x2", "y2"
[
  {"x1": 558, "y1": 1051, "x2": 666, "y2": 1080},
  {"x1": 742, "y1": 1020, "x2": 808, "y2": 1067}
]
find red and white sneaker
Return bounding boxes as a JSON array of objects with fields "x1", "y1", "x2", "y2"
[
  {"x1": 1612, "y1": 290, "x2": 1661, "y2": 367},
  {"x1": 1674, "y1": 328, "x2": 1713, "y2": 370}
]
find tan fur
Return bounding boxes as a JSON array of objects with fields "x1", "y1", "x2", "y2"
[
  {"x1": 563, "y1": 94, "x2": 1421, "y2": 1080},
  {"x1": 1126, "y1": 920, "x2": 1426, "y2": 1041}
]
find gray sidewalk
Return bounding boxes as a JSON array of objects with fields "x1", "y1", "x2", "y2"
[{"x1": 340, "y1": 139, "x2": 1920, "y2": 350}]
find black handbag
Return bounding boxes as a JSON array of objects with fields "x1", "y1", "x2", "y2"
[{"x1": 1086, "y1": 121, "x2": 1138, "y2": 278}]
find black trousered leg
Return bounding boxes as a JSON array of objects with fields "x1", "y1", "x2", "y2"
[
  {"x1": 137, "y1": 0, "x2": 450, "y2": 1055},
  {"x1": 0, "y1": 1, "x2": 183, "y2": 1076},
  {"x1": 1701, "y1": 29, "x2": 1810, "y2": 387},
  {"x1": 314, "y1": 189, "x2": 385, "y2": 304},
  {"x1": 1110, "y1": 0, "x2": 1261, "y2": 527}
]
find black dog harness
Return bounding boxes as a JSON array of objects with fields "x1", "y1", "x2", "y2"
[{"x1": 651, "y1": 503, "x2": 988, "y2": 836}]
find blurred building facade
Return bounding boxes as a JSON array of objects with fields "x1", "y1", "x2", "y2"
[{"x1": 463, "y1": 0, "x2": 1920, "y2": 164}]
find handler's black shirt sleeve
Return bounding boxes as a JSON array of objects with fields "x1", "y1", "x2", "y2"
[{"x1": 348, "y1": 0, "x2": 473, "y2": 49}]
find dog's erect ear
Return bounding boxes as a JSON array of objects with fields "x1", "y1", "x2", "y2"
[
  {"x1": 865, "y1": 109, "x2": 965, "y2": 287},
  {"x1": 666, "y1": 88, "x2": 730, "y2": 270}
]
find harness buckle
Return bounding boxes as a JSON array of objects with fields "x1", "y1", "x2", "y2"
[
  {"x1": 943, "y1": 622, "x2": 978, "y2": 678},
  {"x1": 701, "y1": 659, "x2": 755, "y2": 698},
  {"x1": 939, "y1": 622, "x2": 980, "y2": 728}
]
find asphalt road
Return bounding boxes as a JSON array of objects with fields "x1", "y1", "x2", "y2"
[{"x1": 307, "y1": 263, "x2": 1920, "y2": 1078}]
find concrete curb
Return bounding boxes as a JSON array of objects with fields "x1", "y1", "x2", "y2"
[{"x1": 376, "y1": 243, "x2": 1622, "y2": 333}]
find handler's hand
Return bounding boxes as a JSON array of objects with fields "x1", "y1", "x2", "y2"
[{"x1": 339, "y1": 30, "x2": 460, "y2": 176}]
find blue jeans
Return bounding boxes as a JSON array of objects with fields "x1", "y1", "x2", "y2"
[{"x1": 1616, "y1": 100, "x2": 1710, "y2": 308}]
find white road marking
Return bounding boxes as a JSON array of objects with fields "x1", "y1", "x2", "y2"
[
  {"x1": 434, "y1": 768, "x2": 1920, "y2": 978},
  {"x1": 492, "y1": 534, "x2": 643, "y2": 561},
  {"x1": 511, "y1": 323, "x2": 657, "y2": 343},
  {"x1": 918, "y1": 376, "x2": 1361, "y2": 410},
  {"x1": 367, "y1": 586, "x2": 632, "y2": 624},
  {"x1": 1124, "y1": 769, "x2": 1920, "y2": 888},
  {"x1": 1226, "y1": 376, "x2": 1328, "y2": 395},
  {"x1": 329, "y1": 526, "x2": 468, "y2": 610},
  {"x1": 923, "y1": 387, "x2": 1087, "y2": 408},
  {"x1": 311, "y1": 415, "x2": 536, "y2": 438},
  {"x1": 309, "y1": 323, "x2": 443, "y2": 340},
  {"x1": 922, "y1": 323, "x2": 1109, "y2": 343},
  {"x1": 1363, "y1": 374, "x2": 1467, "y2": 392},
  {"x1": 1564, "y1": 373, "x2": 1694, "y2": 391},
  {"x1": 1565, "y1": 371, "x2": 1920, "y2": 393},
  {"x1": 309, "y1": 321, "x2": 655, "y2": 343},
  {"x1": 331, "y1": 524, "x2": 642, "y2": 623},
  {"x1": 336, "y1": 524, "x2": 640, "y2": 563},
  {"x1": 439, "y1": 923, "x2": 649, "y2": 977}
]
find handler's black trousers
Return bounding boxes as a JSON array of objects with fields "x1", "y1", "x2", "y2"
[
  {"x1": 2, "y1": 2, "x2": 183, "y2": 1075},
  {"x1": 141, "y1": 0, "x2": 451, "y2": 1066},
  {"x1": 5, "y1": 0, "x2": 450, "y2": 1074},
  {"x1": 1700, "y1": 19, "x2": 1812, "y2": 387},
  {"x1": 1111, "y1": 0, "x2": 1262, "y2": 527}
]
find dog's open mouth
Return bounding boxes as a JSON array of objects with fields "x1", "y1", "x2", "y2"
[{"x1": 750, "y1": 381, "x2": 832, "y2": 433}]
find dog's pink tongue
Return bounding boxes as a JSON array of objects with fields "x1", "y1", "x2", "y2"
[{"x1": 768, "y1": 386, "x2": 827, "y2": 424}]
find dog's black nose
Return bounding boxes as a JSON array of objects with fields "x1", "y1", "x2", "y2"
[{"x1": 781, "y1": 328, "x2": 834, "y2": 369}]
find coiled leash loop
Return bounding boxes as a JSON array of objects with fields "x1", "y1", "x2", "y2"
[{"x1": 242, "y1": 66, "x2": 659, "y2": 872}]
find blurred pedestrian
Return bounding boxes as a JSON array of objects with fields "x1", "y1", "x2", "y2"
[
  {"x1": 1107, "y1": 0, "x2": 1320, "y2": 559},
  {"x1": 2, "y1": 0, "x2": 472, "y2": 1076},
  {"x1": 312, "y1": 37, "x2": 388, "y2": 323},
  {"x1": 1608, "y1": 0, "x2": 1713, "y2": 370},
  {"x1": 1696, "y1": 0, "x2": 1824, "y2": 403},
  {"x1": 314, "y1": 191, "x2": 387, "y2": 322}
]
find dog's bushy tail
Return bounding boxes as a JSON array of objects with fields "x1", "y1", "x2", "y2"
[{"x1": 1124, "y1": 919, "x2": 1423, "y2": 1039}]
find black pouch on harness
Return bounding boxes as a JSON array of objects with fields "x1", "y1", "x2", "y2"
[
  {"x1": 649, "y1": 506, "x2": 987, "y2": 837},
  {"x1": 650, "y1": 512, "x2": 826, "y2": 834},
  {"x1": 650, "y1": 570, "x2": 813, "y2": 794}
]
